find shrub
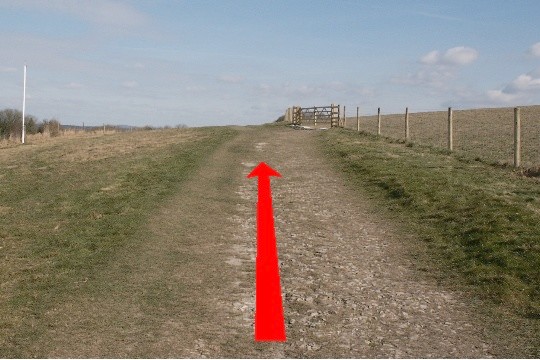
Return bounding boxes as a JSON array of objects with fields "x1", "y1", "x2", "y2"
[
  {"x1": 0, "y1": 109, "x2": 21, "y2": 140},
  {"x1": 0, "y1": 109, "x2": 59, "y2": 140},
  {"x1": 40, "y1": 118, "x2": 61, "y2": 137}
]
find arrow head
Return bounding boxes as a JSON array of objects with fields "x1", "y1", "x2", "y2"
[{"x1": 247, "y1": 162, "x2": 281, "y2": 179}]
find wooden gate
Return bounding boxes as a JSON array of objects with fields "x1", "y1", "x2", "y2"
[{"x1": 290, "y1": 104, "x2": 340, "y2": 128}]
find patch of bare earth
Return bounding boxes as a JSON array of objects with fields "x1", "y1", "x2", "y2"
[{"x1": 28, "y1": 126, "x2": 514, "y2": 357}]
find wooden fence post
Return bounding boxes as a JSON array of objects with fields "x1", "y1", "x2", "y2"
[
  {"x1": 377, "y1": 107, "x2": 381, "y2": 135},
  {"x1": 292, "y1": 106, "x2": 301, "y2": 125},
  {"x1": 343, "y1": 105, "x2": 346, "y2": 128},
  {"x1": 331, "y1": 103, "x2": 337, "y2": 127},
  {"x1": 405, "y1": 107, "x2": 410, "y2": 141},
  {"x1": 514, "y1": 107, "x2": 521, "y2": 168},
  {"x1": 356, "y1": 106, "x2": 360, "y2": 132},
  {"x1": 447, "y1": 107, "x2": 453, "y2": 151}
]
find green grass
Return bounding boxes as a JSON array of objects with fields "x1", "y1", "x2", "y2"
[
  {"x1": 319, "y1": 128, "x2": 540, "y2": 317},
  {"x1": 0, "y1": 127, "x2": 237, "y2": 353}
]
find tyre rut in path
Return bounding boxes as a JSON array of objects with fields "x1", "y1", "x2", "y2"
[{"x1": 31, "y1": 126, "x2": 495, "y2": 357}]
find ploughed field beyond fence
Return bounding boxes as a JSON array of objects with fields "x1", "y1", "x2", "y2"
[{"x1": 343, "y1": 106, "x2": 540, "y2": 169}]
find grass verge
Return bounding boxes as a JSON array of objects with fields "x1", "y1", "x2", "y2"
[
  {"x1": 319, "y1": 129, "x2": 540, "y2": 318},
  {"x1": 0, "y1": 127, "x2": 237, "y2": 355}
]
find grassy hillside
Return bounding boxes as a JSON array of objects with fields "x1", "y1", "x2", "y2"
[
  {"x1": 342, "y1": 106, "x2": 540, "y2": 168},
  {"x1": 0, "y1": 127, "x2": 237, "y2": 353},
  {"x1": 319, "y1": 128, "x2": 540, "y2": 318}
]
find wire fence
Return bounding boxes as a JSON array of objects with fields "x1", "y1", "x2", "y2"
[{"x1": 337, "y1": 105, "x2": 540, "y2": 169}]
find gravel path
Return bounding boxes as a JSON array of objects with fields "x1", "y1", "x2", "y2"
[{"x1": 224, "y1": 126, "x2": 494, "y2": 357}]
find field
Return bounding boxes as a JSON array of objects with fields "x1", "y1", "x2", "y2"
[
  {"x1": 0, "y1": 123, "x2": 539, "y2": 357},
  {"x1": 343, "y1": 105, "x2": 540, "y2": 168},
  {"x1": 0, "y1": 128, "x2": 238, "y2": 356}
]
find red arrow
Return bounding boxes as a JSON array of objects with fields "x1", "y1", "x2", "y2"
[{"x1": 247, "y1": 162, "x2": 286, "y2": 342}]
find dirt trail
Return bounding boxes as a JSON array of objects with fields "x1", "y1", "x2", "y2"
[{"x1": 32, "y1": 126, "x2": 496, "y2": 357}]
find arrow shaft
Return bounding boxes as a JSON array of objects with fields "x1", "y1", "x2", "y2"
[
  {"x1": 254, "y1": 176, "x2": 286, "y2": 342},
  {"x1": 256, "y1": 177, "x2": 277, "y2": 258}
]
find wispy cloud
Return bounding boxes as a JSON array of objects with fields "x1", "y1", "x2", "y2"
[
  {"x1": 64, "y1": 82, "x2": 84, "y2": 89},
  {"x1": 395, "y1": 46, "x2": 479, "y2": 88},
  {"x1": 126, "y1": 62, "x2": 145, "y2": 70},
  {"x1": 0, "y1": 66, "x2": 17, "y2": 73},
  {"x1": 121, "y1": 80, "x2": 138, "y2": 88},
  {"x1": 254, "y1": 81, "x2": 374, "y2": 102},
  {"x1": 0, "y1": 0, "x2": 148, "y2": 28},
  {"x1": 218, "y1": 74, "x2": 244, "y2": 84},
  {"x1": 411, "y1": 11, "x2": 463, "y2": 22},
  {"x1": 420, "y1": 47, "x2": 478, "y2": 66},
  {"x1": 529, "y1": 42, "x2": 540, "y2": 58}
]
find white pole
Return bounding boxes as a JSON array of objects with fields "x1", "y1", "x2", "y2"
[{"x1": 22, "y1": 64, "x2": 27, "y2": 144}]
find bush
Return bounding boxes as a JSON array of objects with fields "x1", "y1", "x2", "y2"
[
  {"x1": 39, "y1": 118, "x2": 61, "y2": 137},
  {"x1": 25, "y1": 116, "x2": 38, "y2": 135},
  {"x1": 0, "y1": 109, "x2": 21, "y2": 140},
  {"x1": 48, "y1": 119, "x2": 61, "y2": 137},
  {"x1": 0, "y1": 109, "x2": 61, "y2": 140}
]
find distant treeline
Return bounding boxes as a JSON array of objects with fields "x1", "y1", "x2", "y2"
[
  {"x1": 1, "y1": 108, "x2": 189, "y2": 140},
  {"x1": 0, "y1": 108, "x2": 61, "y2": 140}
]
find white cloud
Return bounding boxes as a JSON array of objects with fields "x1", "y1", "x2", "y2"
[
  {"x1": 399, "y1": 46, "x2": 479, "y2": 89},
  {"x1": 483, "y1": 69, "x2": 540, "y2": 105},
  {"x1": 257, "y1": 83, "x2": 272, "y2": 92},
  {"x1": 529, "y1": 42, "x2": 540, "y2": 58},
  {"x1": 394, "y1": 68, "x2": 453, "y2": 88},
  {"x1": 185, "y1": 85, "x2": 207, "y2": 92},
  {"x1": 486, "y1": 90, "x2": 519, "y2": 103},
  {"x1": 505, "y1": 73, "x2": 540, "y2": 93},
  {"x1": 127, "y1": 62, "x2": 145, "y2": 69},
  {"x1": 64, "y1": 82, "x2": 84, "y2": 89},
  {"x1": 442, "y1": 46, "x2": 478, "y2": 65},
  {"x1": 420, "y1": 46, "x2": 478, "y2": 66},
  {"x1": 327, "y1": 81, "x2": 348, "y2": 91},
  {"x1": 122, "y1": 80, "x2": 138, "y2": 88},
  {"x1": 420, "y1": 50, "x2": 440, "y2": 65},
  {"x1": 218, "y1": 74, "x2": 244, "y2": 84},
  {"x1": 0, "y1": 66, "x2": 17, "y2": 73},
  {"x1": 253, "y1": 81, "x2": 374, "y2": 106}
]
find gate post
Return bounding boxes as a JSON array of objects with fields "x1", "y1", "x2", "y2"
[
  {"x1": 331, "y1": 103, "x2": 339, "y2": 128},
  {"x1": 292, "y1": 106, "x2": 302, "y2": 125}
]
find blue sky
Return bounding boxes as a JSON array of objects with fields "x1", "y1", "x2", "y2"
[{"x1": 1, "y1": 0, "x2": 540, "y2": 127}]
